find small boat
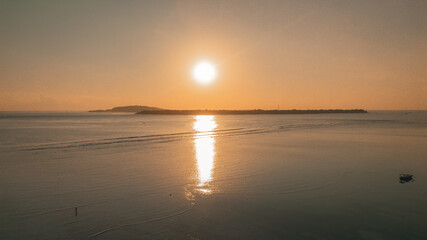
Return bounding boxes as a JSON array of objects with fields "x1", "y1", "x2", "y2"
[{"x1": 399, "y1": 174, "x2": 413, "y2": 183}]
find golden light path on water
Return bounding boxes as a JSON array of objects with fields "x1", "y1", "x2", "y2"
[{"x1": 193, "y1": 115, "x2": 217, "y2": 195}]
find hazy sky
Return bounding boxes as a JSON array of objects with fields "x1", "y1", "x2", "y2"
[{"x1": 1, "y1": 0, "x2": 426, "y2": 110}]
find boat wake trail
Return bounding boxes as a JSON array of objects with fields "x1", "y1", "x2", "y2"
[
  {"x1": 20, "y1": 128, "x2": 264, "y2": 151},
  {"x1": 18, "y1": 120, "x2": 356, "y2": 151}
]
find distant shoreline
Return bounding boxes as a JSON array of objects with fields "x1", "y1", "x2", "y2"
[{"x1": 136, "y1": 109, "x2": 368, "y2": 115}]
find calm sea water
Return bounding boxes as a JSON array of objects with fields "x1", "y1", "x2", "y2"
[{"x1": 0, "y1": 111, "x2": 426, "y2": 239}]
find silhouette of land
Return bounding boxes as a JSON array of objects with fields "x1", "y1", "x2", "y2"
[
  {"x1": 89, "y1": 105, "x2": 164, "y2": 113},
  {"x1": 90, "y1": 106, "x2": 367, "y2": 115},
  {"x1": 136, "y1": 109, "x2": 367, "y2": 115}
]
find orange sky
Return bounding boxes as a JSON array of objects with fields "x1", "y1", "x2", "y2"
[{"x1": 0, "y1": 1, "x2": 426, "y2": 111}]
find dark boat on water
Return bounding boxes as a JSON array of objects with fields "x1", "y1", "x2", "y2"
[{"x1": 399, "y1": 174, "x2": 414, "y2": 183}]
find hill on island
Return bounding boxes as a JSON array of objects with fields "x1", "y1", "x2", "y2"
[{"x1": 89, "y1": 105, "x2": 164, "y2": 113}]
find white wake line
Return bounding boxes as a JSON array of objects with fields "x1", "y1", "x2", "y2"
[{"x1": 88, "y1": 204, "x2": 195, "y2": 239}]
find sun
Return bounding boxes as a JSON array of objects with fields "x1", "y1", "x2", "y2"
[{"x1": 192, "y1": 61, "x2": 217, "y2": 84}]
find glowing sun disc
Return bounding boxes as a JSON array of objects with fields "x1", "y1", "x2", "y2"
[{"x1": 192, "y1": 61, "x2": 217, "y2": 84}]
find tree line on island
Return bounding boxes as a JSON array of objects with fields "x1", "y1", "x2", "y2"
[{"x1": 90, "y1": 105, "x2": 367, "y2": 114}]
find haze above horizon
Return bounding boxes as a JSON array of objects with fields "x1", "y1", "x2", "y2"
[{"x1": 1, "y1": 0, "x2": 426, "y2": 111}]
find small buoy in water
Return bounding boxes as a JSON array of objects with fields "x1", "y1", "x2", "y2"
[{"x1": 75, "y1": 207, "x2": 78, "y2": 216}]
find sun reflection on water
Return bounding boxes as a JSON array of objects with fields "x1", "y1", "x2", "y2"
[{"x1": 193, "y1": 115, "x2": 217, "y2": 195}]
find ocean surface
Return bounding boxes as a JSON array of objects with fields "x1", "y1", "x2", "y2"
[{"x1": 0, "y1": 111, "x2": 426, "y2": 239}]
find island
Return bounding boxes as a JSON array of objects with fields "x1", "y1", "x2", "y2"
[
  {"x1": 89, "y1": 105, "x2": 164, "y2": 113},
  {"x1": 136, "y1": 109, "x2": 367, "y2": 115},
  {"x1": 90, "y1": 106, "x2": 367, "y2": 115}
]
